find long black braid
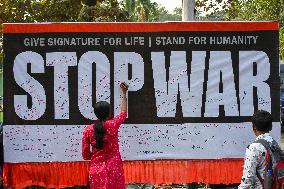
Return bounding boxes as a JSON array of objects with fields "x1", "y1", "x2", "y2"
[{"x1": 93, "y1": 101, "x2": 110, "y2": 149}]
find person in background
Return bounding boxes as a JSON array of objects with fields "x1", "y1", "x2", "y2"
[
  {"x1": 238, "y1": 110, "x2": 280, "y2": 189},
  {"x1": 82, "y1": 82, "x2": 128, "y2": 189}
]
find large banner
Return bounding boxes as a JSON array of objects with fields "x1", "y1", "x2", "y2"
[{"x1": 3, "y1": 22, "x2": 280, "y2": 162}]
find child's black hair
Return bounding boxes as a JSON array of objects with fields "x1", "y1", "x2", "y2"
[{"x1": 252, "y1": 110, "x2": 272, "y2": 132}]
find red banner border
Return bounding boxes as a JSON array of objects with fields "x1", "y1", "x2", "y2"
[{"x1": 3, "y1": 21, "x2": 279, "y2": 33}]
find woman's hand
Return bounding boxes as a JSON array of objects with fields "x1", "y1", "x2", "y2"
[
  {"x1": 120, "y1": 82, "x2": 128, "y2": 112},
  {"x1": 120, "y1": 82, "x2": 128, "y2": 95}
]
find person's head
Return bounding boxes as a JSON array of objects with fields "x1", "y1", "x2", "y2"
[
  {"x1": 94, "y1": 101, "x2": 111, "y2": 121},
  {"x1": 93, "y1": 101, "x2": 111, "y2": 149},
  {"x1": 251, "y1": 110, "x2": 272, "y2": 135}
]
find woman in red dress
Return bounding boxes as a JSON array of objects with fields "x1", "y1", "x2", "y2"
[{"x1": 82, "y1": 82, "x2": 128, "y2": 189}]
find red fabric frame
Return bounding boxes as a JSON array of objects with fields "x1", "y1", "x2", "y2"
[
  {"x1": 4, "y1": 159, "x2": 244, "y2": 189},
  {"x1": 3, "y1": 22, "x2": 278, "y2": 33}
]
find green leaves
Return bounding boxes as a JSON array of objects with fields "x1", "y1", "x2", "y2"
[
  {"x1": 224, "y1": 0, "x2": 284, "y2": 26},
  {"x1": 78, "y1": 0, "x2": 128, "y2": 22},
  {"x1": 280, "y1": 26, "x2": 284, "y2": 60},
  {"x1": 195, "y1": 0, "x2": 284, "y2": 60},
  {"x1": 156, "y1": 7, "x2": 182, "y2": 22},
  {"x1": 122, "y1": 0, "x2": 161, "y2": 21},
  {"x1": 0, "y1": 0, "x2": 83, "y2": 23},
  {"x1": 225, "y1": 0, "x2": 284, "y2": 59}
]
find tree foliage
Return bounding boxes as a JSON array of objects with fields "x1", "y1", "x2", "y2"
[
  {"x1": 0, "y1": 0, "x2": 180, "y2": 74},
  {"x1": 196, "y1": 0, "x2": 284, "y2": 60},
  {"x1": 195, "y1": 0, "x2": 227, "y2": 18},
  {"x1": 225, "y1": 0, "x2": 284, "y2": 25},
  {"x1": 122, "y1": 0, "x2": 161, "y2": 21},
  {"x1": 0, "y1": 0, "x2": 129, "y2": 54},
  {"x1": 0, "y1": 0, "x2": 180, "y2": 40},
  {"x1": 0, "y1": 0, "x2": 82, "y2": 23},
  {"x1": 157, "y1": 7, "x2": 182, "y2": 22},
  {"x1": 281, "y1": 27, "x2": 284, "y2": 60},
  {"x1": 78, "y1": 0, "x2": 128, "y2": 21},
  {"x1": 226, "y1": 0, "x2": 284, "y2": 60}
]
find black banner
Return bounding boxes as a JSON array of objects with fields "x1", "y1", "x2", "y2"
[{"x1": 3, "y1": 30, "x2": 279, "y2": 125}]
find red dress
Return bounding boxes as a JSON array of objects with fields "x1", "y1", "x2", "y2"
[{"x1": 82, "y1": 112, "x2": 127, "y2": 189}]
